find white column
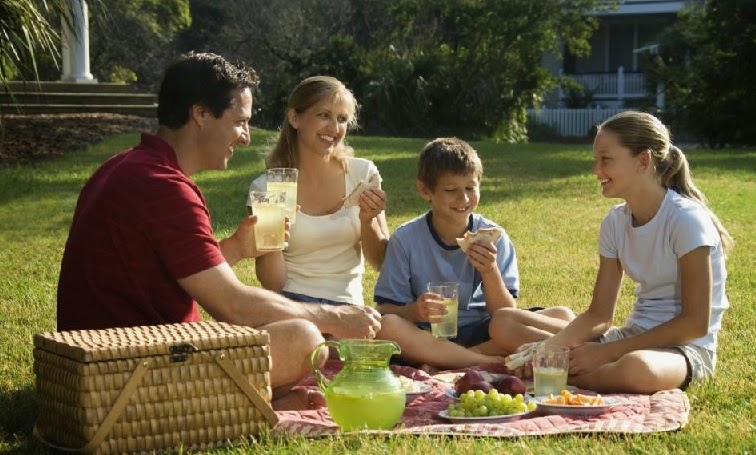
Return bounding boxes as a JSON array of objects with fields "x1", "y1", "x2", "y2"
[
  {"x1": 60, "y1": 0, "x2": 96, "y2": 82},
  {"x1": 617, "y1": 66, "x2": 625, "y2": 101},
  {"x1": 656, "y1": 81, "x2": 665, "y2": 109}
]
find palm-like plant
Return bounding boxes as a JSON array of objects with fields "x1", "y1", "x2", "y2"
[{"x1": 0, "y1": 0, "x2": 64, "y2": 84}]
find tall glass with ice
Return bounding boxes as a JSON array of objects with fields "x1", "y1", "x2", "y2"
[
  {"x1": 427, "y1": 282, "x2": 459, "y2": 338},
  {"x1": 249, "y1": 190, "x2": 287, "y2": 251},
  {"x1": 266, "y1": 168, "x2": 298, "y2": 223}
]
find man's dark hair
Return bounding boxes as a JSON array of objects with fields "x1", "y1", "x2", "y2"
[{"x1": 157, "y1": 52, "x2": 259, "y2": 128}]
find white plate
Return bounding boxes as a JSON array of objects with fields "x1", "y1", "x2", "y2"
[
  {"x1": 405, "y1": 382, "x2": 434, "y2": 402},
  {"x1": 533, "y1": 396, "x2": 619, "y2": 416},
  {"x1": 437, "y1": 409, "x2": 530, "y2": 424}
]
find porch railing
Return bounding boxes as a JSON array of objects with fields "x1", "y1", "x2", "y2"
[
  {"x1": 527, "y1": 107, "x2": 627, "y2": 137},
  {"x1": 563, "y1": 67, "x2": 647, "y2": 99}
]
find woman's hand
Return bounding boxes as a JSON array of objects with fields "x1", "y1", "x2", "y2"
[
  {"x1": 358, "y1": 188, "x2": 386, "y2": 223},
  {"x1": 410, "y1": 292, "x2": 448, "y2": 323}
]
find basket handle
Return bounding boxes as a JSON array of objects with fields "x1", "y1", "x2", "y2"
[
  {"x1": 214, "y1": 354, "x2": 279, "y2": 426},
  {"x1": 34, "y1": 360, "x2": 151, "y2": 452}
]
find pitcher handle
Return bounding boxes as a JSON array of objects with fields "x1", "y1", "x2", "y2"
[{"x1": 310, "y1": 340, "x2": 339, "y2": 392}]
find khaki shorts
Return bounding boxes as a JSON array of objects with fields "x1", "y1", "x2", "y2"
[{"x1": 599, "y1": 324, "x2": 716, "y2": 390}]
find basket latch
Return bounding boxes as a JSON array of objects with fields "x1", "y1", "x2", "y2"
[{"x1": 169, "y1": 343, "x2": 198, "y2": 362}]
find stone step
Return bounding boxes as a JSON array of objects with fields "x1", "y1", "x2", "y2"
[
  {"x1": 3, "y1": 81, "x2": 143, "y2": 94},
  {"x1": 0, "y1": 104, "x2": 156, "y2": 117},
  {"x1": 0, "y1": 92, "x2": 156, "y2": 106}
]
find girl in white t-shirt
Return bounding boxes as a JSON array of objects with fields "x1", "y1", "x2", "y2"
[
  {"x1": 251, "y1": 76, "x2": 389, "y2": 306},
  {"x1": 505, "y1": 111, "x2": 733, "y2": 393}
]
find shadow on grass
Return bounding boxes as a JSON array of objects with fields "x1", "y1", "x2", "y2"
[{"x1": 0, "y1": 384, "x2": 48, "y2": 454}]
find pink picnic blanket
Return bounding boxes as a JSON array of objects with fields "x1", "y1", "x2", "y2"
[{"x1": 273, "y1": 361, "x2": 689, "y2": 437}]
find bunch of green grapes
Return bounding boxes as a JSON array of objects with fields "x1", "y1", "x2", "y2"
[{"x1": 446, "y1": 389, "x2": 537, "y2": 417}]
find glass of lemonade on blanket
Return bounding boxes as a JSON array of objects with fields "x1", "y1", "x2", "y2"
[
  {"x1": 266, "y1": 168, "x2": 298, "y2": 223},
  {"x1": 427, "y1": 282, "x2": 459, "y2": 338},
  {"x1": 249, "y1": 190, "x2": 287, "y2": 251},
  {"x1": 533, "y1": 344, "x2": 569, "y2": 397}
]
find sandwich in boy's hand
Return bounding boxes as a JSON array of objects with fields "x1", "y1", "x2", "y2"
[{"x1": 456, "y1": 227, "x2": 503, "y2": 252}]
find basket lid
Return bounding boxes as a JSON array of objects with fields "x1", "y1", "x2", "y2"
[{"x1": 33, "y1": 322, "x2": 269, "y2": 363}]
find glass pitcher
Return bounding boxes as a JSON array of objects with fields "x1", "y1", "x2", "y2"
[{"x1": 310, "y1": 339, "x2": 405, "y2": 430}]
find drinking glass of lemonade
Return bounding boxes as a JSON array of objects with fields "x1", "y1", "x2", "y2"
[
  {"x1": 426, "y1": 282, "x2": 459, "y2": 338},
  {"x1": 533, "y1": 344, "x2": 569, "y2": 397},
  {"x1": 266, "y1": 168, "x2": 298, "y2": 223},
  {"x1": 249, "y1": 190, "x2": 287, "y2": 251}
]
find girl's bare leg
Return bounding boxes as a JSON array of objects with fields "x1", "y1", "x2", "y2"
[
  {"x1": 570, "y1": 348, "x2": 687, "y2": 393},
  {"x1": 487, "y1": 306, "x2": 575, "y2": 353}
]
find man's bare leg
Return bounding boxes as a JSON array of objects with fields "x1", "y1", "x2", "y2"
[{"x1": 263, "y1": 319, "x2": 327, "y2": 410}]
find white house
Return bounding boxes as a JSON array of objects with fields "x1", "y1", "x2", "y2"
[{"x1": 531, "y1": 0, "x2": 688, "y2": 137}]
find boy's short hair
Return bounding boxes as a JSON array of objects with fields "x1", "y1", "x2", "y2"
[{"x1": 417, "y1": 137, "x2": 483, "y2": 189}]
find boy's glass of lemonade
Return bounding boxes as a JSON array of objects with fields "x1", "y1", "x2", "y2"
[
  {"x1": 427, "y1": 282, "x2": 459, "y2": 338},
  {"x1": 266, "y1": 168, "x2": 298, "y2": 223},
  {"x1": 249, "y1": 190, "x2": 287, "y2": 251},
  {"x1": 533, "y1": 344, "x2": 569, "y2": 397}
]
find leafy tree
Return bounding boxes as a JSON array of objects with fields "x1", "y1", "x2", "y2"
[
  {"x1": 89, "y1": 0, "x2": 191, "y2": 87},
  {"x1": 651, "y1": 0, "x2": 756, "y2": 146},
  {"x1": 180, "y1": 0, "x2": 602, "y2": 140}
]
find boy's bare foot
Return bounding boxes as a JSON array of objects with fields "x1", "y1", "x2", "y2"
[
  {"x1": 272, "y1": 388, "x2": 327, "y2": 411},
  {"x1": 419, "y1": 363, "x2": 441, "y2": 375}
]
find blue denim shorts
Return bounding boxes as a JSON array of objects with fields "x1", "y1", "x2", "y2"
[{"x1": 282, "y1": 291, "x2": 350, "y2": 306}]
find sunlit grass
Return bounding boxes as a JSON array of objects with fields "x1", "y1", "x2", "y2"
[{"x1": 1, "y1": 131, "x2": 754, "y2": 453}]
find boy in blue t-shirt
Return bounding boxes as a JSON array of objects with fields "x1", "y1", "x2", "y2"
[{"x1": 374, "y1": 138, "x2": 573, "y2": 370}]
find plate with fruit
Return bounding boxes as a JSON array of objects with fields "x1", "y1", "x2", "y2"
[
  {"x1": 399, "y1": 376, "x2": 434, "y2": 402},
  {"x1": 439, "y1": 389, "x2": 537, "y2": 423},
  {"x1": 451, "y1": 369, "x2": 529, "y2": 397},
  {"x1": 533, "y1": 390, "x2": 618, "y2": 416}
]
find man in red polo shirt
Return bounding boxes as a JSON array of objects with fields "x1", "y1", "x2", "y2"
[{"x1": 57, "y1": 52, "x2": 381, "y2": 409}]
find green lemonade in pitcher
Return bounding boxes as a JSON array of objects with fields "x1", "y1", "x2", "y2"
[
  {"x1": 311, "y1": 339, "x2": 406, "y2": 431},
  {"x1": 326, "y1": 384, "x2": 405, "y2": 430}
]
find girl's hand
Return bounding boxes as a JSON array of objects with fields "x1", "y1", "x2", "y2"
[
  {"x1": 358, "y1": 188, "x2": 386, "y2": 223},
  {"x1": 568, "y1": 342, "x2": 612, "y2": 376},
  {"x1": 410, "y1": 292, "x2": 448, "y2": 323},
  {"x1": 466, "y1": 241, "x2": 498, "y2": 274}
]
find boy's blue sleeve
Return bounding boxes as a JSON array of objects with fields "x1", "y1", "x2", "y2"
[
  {"x1": 497, "y1": 232, "x2": 520, "y2": 298},
  {"x1": 374, "y1": 235, "x2": 415, "y2": 305}
]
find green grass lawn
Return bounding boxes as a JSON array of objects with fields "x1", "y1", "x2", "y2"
[{"x1": 1, "y1": 130, "x2": 754, "y2": 453}]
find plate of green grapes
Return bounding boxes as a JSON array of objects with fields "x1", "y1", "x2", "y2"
[{"x1": 439, "y1": 389, "x2": 538, "y2": 423}]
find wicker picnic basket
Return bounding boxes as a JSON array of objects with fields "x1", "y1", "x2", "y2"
[{"x1": 32, "y1": 321, "x2": 278, "y2": 454}]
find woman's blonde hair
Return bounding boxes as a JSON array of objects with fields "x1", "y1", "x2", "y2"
[
  {"x1": 266, "y1": 76, "x2": 358, "y2": 170},
  {"x1": 598, "y1": 110, "x2": 733, "y2": 253}
]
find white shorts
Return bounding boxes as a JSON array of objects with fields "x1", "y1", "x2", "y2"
[{"x1": 599, "y1": 324, "x2": 716, "y2": 389}]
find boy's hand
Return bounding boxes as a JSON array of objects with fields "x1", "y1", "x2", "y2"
[
  {"x1": 411, "y1": 292, "x2": 448, "y2": 323},
  {"x1": 466, "y1": 241, "x2": 498, "y2": 274}
]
